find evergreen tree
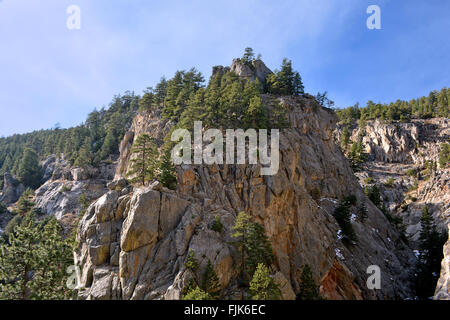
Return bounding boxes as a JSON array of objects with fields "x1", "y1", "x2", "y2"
[
  {"x1": 157, "y1": 147, "x2": 177, "y2": 190},
  {"x1": 138, "y1": 87, "x2": 155, "y2": 112},
  {"x1": 439, "y1": 143, "x2": 450, "y2": 168},
  {"x1": 246, "y1": 222, "x2": 274, "y2": 276},
  {"x1": 267, "y1": 58, "x2": 304, "y2": 96},
  {"x1": 185, "y1": 249, "x2": 199, "y2": 272},
  {"x1": 15, "y1": 188, "x2": 35, "y2": 215},
  {"x1": 74, "y1": 137, "x2": 93, "y2": 168},
  {"x1": 297, "y1": 265, "x2": 321, "y2": 300},
  {"x1": 0, "y1": 214, "x2": 73, "y2": 299},
  {"x1": 341, "y1": 126, "x2": 350, "y2": 150},
  {"x1": 202, "y1": 260, "x2": 221, "y2": 299},
  {"x1": 249, "y1": 263, "x2": 281, "y2": 300},
  {"x1": 242, "y1": 47, "x2": 255, "y2": 65},
  {"x1": 182, "y1": 286, "x2": 211, "y2": 300},
  {"x1": 416, "y1": 204, "x2": 447, "y2": 299},
  {"x1": 17, "y1": 148, "x2": 41, "y2": 189},
  {"x1": 232, "y1": 212, "x2": 274, "y2": 279},
  {"x1": 232, "y1": 212, "x2": 251, "y2": 280},
  {"x1": 365, "y1": 184, "x2": 381, "y2": 207},
  {"x1": 152, "y1": 77, "x2": 167, "y2": 107},
  {"x1": 126, "y1": 134, "x2": 158, "y2": 186},
  {"x1": 244, "y1": 95, "x2": 268, "y2": 129}
]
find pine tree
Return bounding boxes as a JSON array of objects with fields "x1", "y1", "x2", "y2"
[
  {"x1": 267, "y1": 58, "x2": 304, "y2": 96},
  {"x1": 244, "y1": 95, "x2": 268, "y2": 129},
  {"x1": 182, "y1": 286, "x2": 211, "y2": 300},
  {"x1": 439, "y1": 143, "x2": 450, "y2": 168},
  {"x1": 126, "y1": 134, "x2": 158, "y2": 186},
  {"x1": 74, "y1": 137, "x2": 93, "y2": 169},
  {"x1": 17, "y1": 148, "x2": 41, "y2": 189},
  {"x1": 416, "y1": 204, "x2": 447, "y2": 299},
  {"x1": 154, "y1": 77, "x2": 168, "y2": 106},
  {"x1": 0, "y1": 214, "x2": 73, "y2": 299},
  {"x1": 202, "y1": 260, "x2": 221, "y2": 299},
  {"x1": 242, "y1": 47, "x2": 255, "y2": 65},
  {"x1": 341, "y1": 126, "x2": 350, "y2": 150},
  {"x1": 185, "y1": 249, "x2": 199, "y2": 272},
  {"x1": 157, "y1": 147, "x2": 177, "y2": 190},
  {"x1": 28, "y1": 217, "x2": 74, "y2": 299},
  {"x1": 249, "y1": 263, "x2": 281, "y2": 300},
  {"x1": 138, "y1": 87, "x2": 155, "y2": 112},
  {"x1": 297, "y1": 265, "x2": 321, "y2": 300},
  {"x1": 232, "y1": 212, "x2": 274, "y2": 279},
  {"x1": 15, "y1": 188, "x2": 35, "y2": 215},
  {"x1": 232, "y1": 212, "x2": 251, "y2": 280},
  {"x1": 246, "y1": 222, "x2": 274, "y2": 276}
]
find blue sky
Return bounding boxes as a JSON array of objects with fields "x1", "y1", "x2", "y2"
[{"x1": 0, "y1": 0, "x2": 449, "y2": 136}]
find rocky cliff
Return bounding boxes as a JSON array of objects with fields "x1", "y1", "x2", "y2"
[
  {"x1": 74, "y1": 91, "x2": 417, "y2": 300},
  {"x1": 337, "y1": 118, "x2": 450, "y2": 299}
]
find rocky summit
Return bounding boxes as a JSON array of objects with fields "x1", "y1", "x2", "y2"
[{"x1": 73, "y1": 64, "x2": 417, "y2": 299}]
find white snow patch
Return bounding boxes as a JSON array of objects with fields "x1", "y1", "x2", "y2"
[
  {"x1": 335, "y1": 248, "x2": 345, "y2": 260},
  {"x1": 337, "y1": 230, "x2": 343, "y2": 240}
]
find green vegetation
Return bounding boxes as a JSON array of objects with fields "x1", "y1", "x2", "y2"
[
  {"x1": 408, "y1": 180, "x2": 419, "y2": 191},
  {"x1": 0, "y1": 213, "x2": 74, "y2": 299},
  {"x1": 364, "y1": 177, "x2": 375, "y2": 184},
  {"x1": 266, "y1": 58, "x2": 304, "y2": 96},
  {"x1": 348, "y1": 140, "x2": 367, "y2": 170},
  {"x1": 385, "y1": 177, "x2": 395, "y2": 188},
  {"x1": 340, "y1": 126, "x2": 350, "y2": 150},
  {"x1": 336, "y1": 87, "x2": 450, "y2": 123},
  {"x1": 232, "y1": 212, "x2": 274, "y2": 278},
  {"x1": 415, "y1": 205, "x2": 447, "y2": 299},
  {"x1": 249, "y1": 263, "x2": 281, "y2": 300},
  {"x1": 439, "y1": 143, "x2": 450, "y2": 168},
  {"x1": 406, "y1": 168, "x2": 417, "y2": 177},
  {"x1": 365, "y1": 185, "x2": 381, "y2": 207},
  {"x1": 202, "y1": 260, "x2": 221, "y2": 299},
  {"x1": 211, "y1": 215, "x2": 224, "y2": 233},
  {"x1": 182, "y1": 286, "x2": 211, "y2": 300},
  {"x1": 17, "y1": 148, "x2": 42, "y2": 189},
  {"x1": 297, "y1": 265, "x2": 322, "y2": 300},
  {"x1": 0, "y1": 92, "x2": 140, "y2": 191},
  {"x1": 333, "y1": 195, "x2": 357, "y2": 242},
  {"x1": 315, "y1": 91, "x2": 335, "y2": 108},
  {"x1": 126, "y1": 134, "x2": 158, "y2": 186},
  {"x1": 185, "y1": 249, "x2": 200, "y2": 272},
  {"x1": 15, "y1": 188, "x2": 35, "y2": 215},
  {"x1": 229, "y1": 211, "x2": 277, "y2": 299},
  {"x1": 157, "y1": 147, "x2": 177, "y2": 190}
]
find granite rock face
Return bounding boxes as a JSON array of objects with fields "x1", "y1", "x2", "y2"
[
  {"x1": 34, "y1": 158, "x2": 116, "y2": 219},
  {"x1": 76, "y1": 95, "x2": 417, "y2": 300},
  {"x1": 0, "y1": 172, "x2": 25, "y2": 204},
  {"x1": 337, "y1": 118, "x2": 450, "y2": 299}
]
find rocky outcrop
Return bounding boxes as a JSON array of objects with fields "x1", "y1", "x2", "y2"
[
  {"x1": 76, "y1": 95, "x2": 416, "y2": 300},
  {"x1": 35, "y1": 158, "x2": 116, "y2": 219},
  {"x1": 435, "y1": 230, "x2": 450, "y2": 300},
  {"x1": 0, "y1": 172, "x2": 25, "y2": 204},
  {"x1": 337, "y1": 118, "x2": 450, "y2": 299},
  {"x1": 230, "y1": 58, "x2": 272, "y2": 83}
]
